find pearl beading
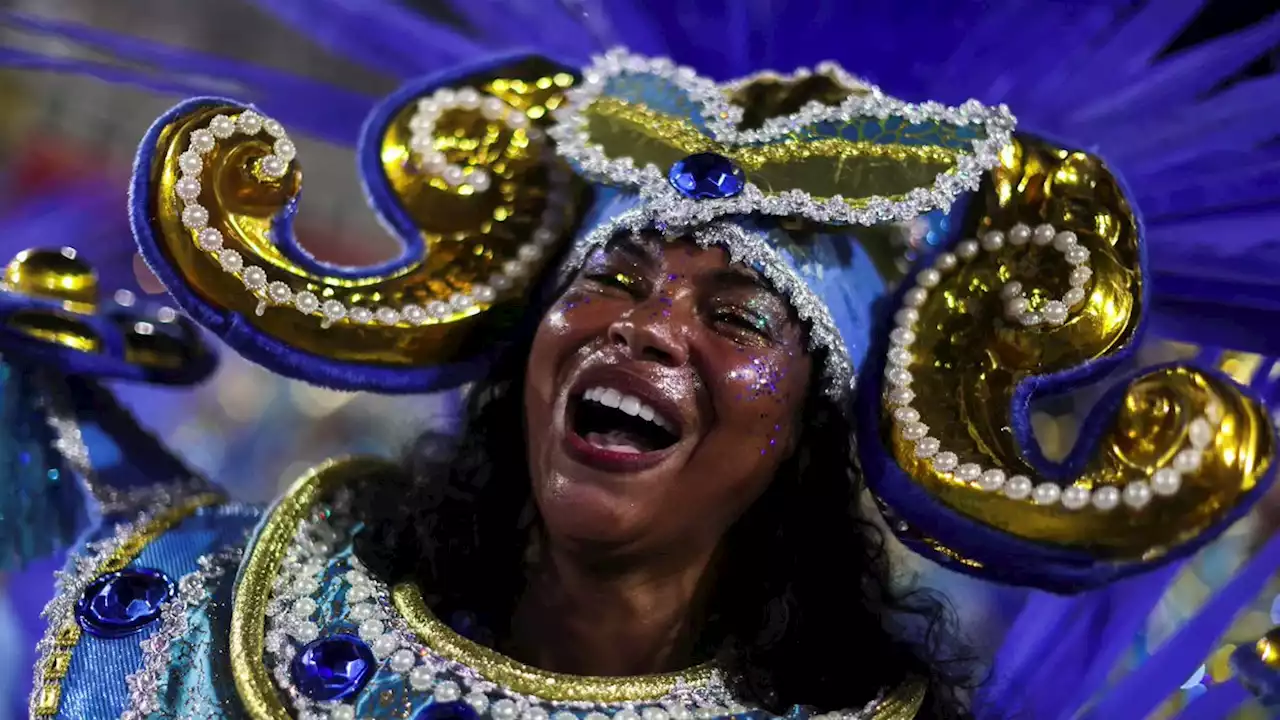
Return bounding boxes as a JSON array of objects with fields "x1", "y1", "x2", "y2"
[
  {"x1": 175, "y1": 109, "x2": 571, "y2": 331},
  {"x1": 267, "y1": 499, "x2": 887, "y2": 720},
  {"x1": 992, "y1": 223, "x2": 1094, "y2": 327},
  {"x1": 547, "y1": 48, "x2": 1015, "y2": 231},
  {"x1": 122, "y1": 545, "x2": 243, "y2": 720},
  {"x1": 885, "y1": 223, "x2": 1223, "y2": 511},
  {"x1": 408, "y1": 86, "x2": 537, "y2": 192}
]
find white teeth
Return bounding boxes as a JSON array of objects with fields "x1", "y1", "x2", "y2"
[{"x1": 580, "y1": 386, "x2": 676, "y2": 433}]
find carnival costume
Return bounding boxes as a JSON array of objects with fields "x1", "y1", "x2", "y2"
[{"x1": 0, "y1": 2, "x2": 1278, "y2": 718}]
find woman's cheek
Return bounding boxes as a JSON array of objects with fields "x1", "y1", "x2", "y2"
[
  {"x1": 722, "y1": 348, "x2": 799, "y2": 458},
  {"x1": 541, "y1": 289, "x2": 596, "y2": 336}
]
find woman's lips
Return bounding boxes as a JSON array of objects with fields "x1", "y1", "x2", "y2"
[
  {"x1": 560, "y1": 366, "x2": 693, "y2": 474},
  {"x1": 563, "y1": 430, "x2": 676, "y2": 473}
]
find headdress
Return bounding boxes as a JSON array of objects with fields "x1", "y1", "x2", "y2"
[{"x1": 1, "y1": 3, "x2": 1278, "y2": 716}]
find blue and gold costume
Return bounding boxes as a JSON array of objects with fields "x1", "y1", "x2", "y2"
[{"x1": 1, "y1": 2, "x2": 1279, "y2": 719}]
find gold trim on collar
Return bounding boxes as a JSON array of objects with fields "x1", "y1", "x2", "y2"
[
  {"x1": 231, "y1": 455, "x2": 923, "y2": 718},
  {"x1": 33, "y1": 492, "x2": 222, "y2": 716},
  {"x1": 230, "y1": 456, "x2": 392, "y2": 720},
  {"x1": 391, "y1": 582, "x2": 718, "y2": 702}
]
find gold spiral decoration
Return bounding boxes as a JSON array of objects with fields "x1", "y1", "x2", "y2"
[
  {"x1": 141, "y1": 57, "x2": 584, "y2": 369},
  {"x1": 884, "y1": 134, "x2": 1274, "y2": 559}
]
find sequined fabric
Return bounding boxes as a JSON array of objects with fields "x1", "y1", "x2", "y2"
[{"x1": 51, "y1": 504, "x2": 260, "y2": 720}]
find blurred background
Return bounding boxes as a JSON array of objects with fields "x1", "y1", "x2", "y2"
[{"x1": 0, "y1": 1, "x2": 1274, "y2": 718}]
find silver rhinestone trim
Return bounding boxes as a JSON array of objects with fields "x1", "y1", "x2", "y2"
[
  {"x1": 262, "y1": 495, "x2": 887, "y2": 718},
  {"x1": 121, "y1": 545, "x2": 244, "y2": 720},
  {"x1": 35, "y1": 371, "x2": 215, "y2": 516},
  {"x1": 28, "y1": 501, "x2": 173, "y2": 718},
  {"x1": 547, "y1": 48, "x2": 1015, "y2": 230}
]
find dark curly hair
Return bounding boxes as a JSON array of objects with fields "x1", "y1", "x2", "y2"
[{"x1": 355, "y1": 288, "x2": 977, "y2": 719}]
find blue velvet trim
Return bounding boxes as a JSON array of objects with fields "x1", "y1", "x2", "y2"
[
  {"x1": 855, "y1": 140, "x2": 1278, "y2": 592},
  {"x1": 356, "y1": 49, "x2": 568, "y2": 281},
  {"x1": 0, "y1": 292, "x2": 216, "y2": 386},
  {"x1": 129, "y1": 96, "x2": 493, "y2": 393}
]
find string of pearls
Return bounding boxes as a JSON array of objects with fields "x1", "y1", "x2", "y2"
[
  {"x1": 175, "y1": 108, "x2": 568, "y2": 330},
  {"x1": 885, "y1": 223, "x2": 1223, "y2": 511},
  {"x1": 995, "y1": 223, "x2": 1093, "y2": 327},
  {"x1": 409, "y1": 86, "x2": 535, "y2": 192}
]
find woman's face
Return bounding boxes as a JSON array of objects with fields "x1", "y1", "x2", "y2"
[{"x1": 524, "y1": 233, "x2": 813, "y2": 559}]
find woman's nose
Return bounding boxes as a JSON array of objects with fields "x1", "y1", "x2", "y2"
[{"x1": 607, "y1": 298, "x2": 691, "y2": 367}]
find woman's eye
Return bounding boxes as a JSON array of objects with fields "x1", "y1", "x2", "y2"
[
  {"x1": 584, "y1": 272, "x2": 641, "y2": 294},
  {"x1": 713, "y1": 309, "x2": 771, "y2": 337}
]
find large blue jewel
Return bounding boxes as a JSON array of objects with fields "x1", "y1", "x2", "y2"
[
  {"x1": 668, "y1": 153, "x2": 746, "y2": 200},
  {"x1": 416, "y1": 700, "x2": 481, "y2": 720},
  {"x1": 75, "y1": 567, "x2": 174, "y2": 638},
  {"x1": 290, "y1": 634, "x2": 376, "y2": 702}
]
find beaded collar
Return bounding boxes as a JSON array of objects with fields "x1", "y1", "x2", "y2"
[{"x1": 230, "y1": 458, "x2": 926, "y2": 719}]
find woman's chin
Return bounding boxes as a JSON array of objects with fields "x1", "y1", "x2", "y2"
[{"x1": 534, "y1": 473, "x2": 651, "y2": 550}]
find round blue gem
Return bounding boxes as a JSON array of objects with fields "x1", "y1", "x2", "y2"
[
  {"x1": 76, "y1": 568, "x2": 174, "y2": 638},
  {"x1": 290, "y1": 634, "x2": 376, "y2": 702},
  {"x1": 668, "y1": 153, "x2": 745, "y2": 200},
  {"x1": 416, "y1": 700, "x2": 481, "y2": 720}
]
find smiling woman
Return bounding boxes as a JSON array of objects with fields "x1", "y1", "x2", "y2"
[
  {"x1": 354, "y1": 227, "x2": 964, "y2": 715},
  {"x1": 2, "y1": 4, "x2": 1280, "y2": 720}
]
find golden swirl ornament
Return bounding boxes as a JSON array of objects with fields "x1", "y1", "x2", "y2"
[
  {"x1": 877, "y1": 134, "x2": 1274, "y2": 564},
  {"x1": 136, "y1": 57, "x2": 584, "y2": 389}
]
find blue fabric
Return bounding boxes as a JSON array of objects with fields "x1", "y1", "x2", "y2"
[
  {"x1": 1078, "y1": 532, "x2": 1280, "y2": 719},
  {"x1": 0, "y1": 362, "x2": 86, "y2": 571},
  {"x1": 54, "y1": 503, "x2": 259, "y2": 720},
  {"x1": 0, "y1": 291, "x2": 217, "y2": 386}
]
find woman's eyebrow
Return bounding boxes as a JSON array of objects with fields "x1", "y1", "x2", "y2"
[
  {"x1": 603, "y1": 234, "x2": 661, "y2": 267},
  {"x1": 706, "y1": 266, "x2": 771, "y2": 294}
]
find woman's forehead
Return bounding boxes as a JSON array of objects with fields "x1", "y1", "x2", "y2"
[{"x1": 599, "y1": 232, "x2": 768, "y2": 285}]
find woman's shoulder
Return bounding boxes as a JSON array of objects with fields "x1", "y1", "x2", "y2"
[
  {"x1": 31, "y1": 484, "x2": 261, "y2": 718},
  {"x1": 30, "y1": 457, "x2": 397, "y2": 719}
]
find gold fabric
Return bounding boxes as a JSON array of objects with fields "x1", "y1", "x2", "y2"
[
  {"x1": 141, "y1": 58, "x2": 583, "y2": 371},
  {"x1": 234, "y1": 458, "x2": 923, "y2": 717},
  {"x1": 581, "y1": 96, "x2": 961, "y2": 209},
  {"x1": 882, "y1": 135, "x2": 1274, "y2": 557}
]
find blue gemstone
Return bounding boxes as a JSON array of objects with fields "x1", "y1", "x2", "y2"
[
  {"x1": 290, "y1": 634, "x2": 376, "y2": 702},
  {"x1": 668, "y1": 153, "x2": 746, "y2": 200},
  {"x1": 76, "y1": 568, "x2": 174, "y2": 638},
  {"x1": 416, "y1": 701, "x2": 481, "y2": 720}
]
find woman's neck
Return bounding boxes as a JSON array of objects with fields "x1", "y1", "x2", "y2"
[{"x1": 506, "y1": 540, "x2": 717, "y2": 677}]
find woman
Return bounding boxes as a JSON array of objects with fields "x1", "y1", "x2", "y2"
[
  {"x1": 1, "y1": 3, "x2": 1279, "y2": 720},
  {"x1": 356, "y1": 227, "x2": 973, "y2": 716}
]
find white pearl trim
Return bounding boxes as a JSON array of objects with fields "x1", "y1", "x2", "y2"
[
  {"x1": 547, "y1": 48, "x2": 1015, "y2": 231},
  {"x1": 885, "y1": 224, "x2": 1222, "y2": 511},
  {"x1": 174, "y1": 109, "x2": 570, "y2": 330},
  {"x1": 265, "y1": 498, "x2": 887, "y2": 720},
  {"x1": 996, "y1": 224, "x2": 1093, "y2": 327},
  {"x1": 408, "y1": 86, "x2": 537, "y2": 192}
]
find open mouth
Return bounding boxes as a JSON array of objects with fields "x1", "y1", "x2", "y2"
[{"x1": 570, "y1": 386, "x2": 681, "y2": 455}]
